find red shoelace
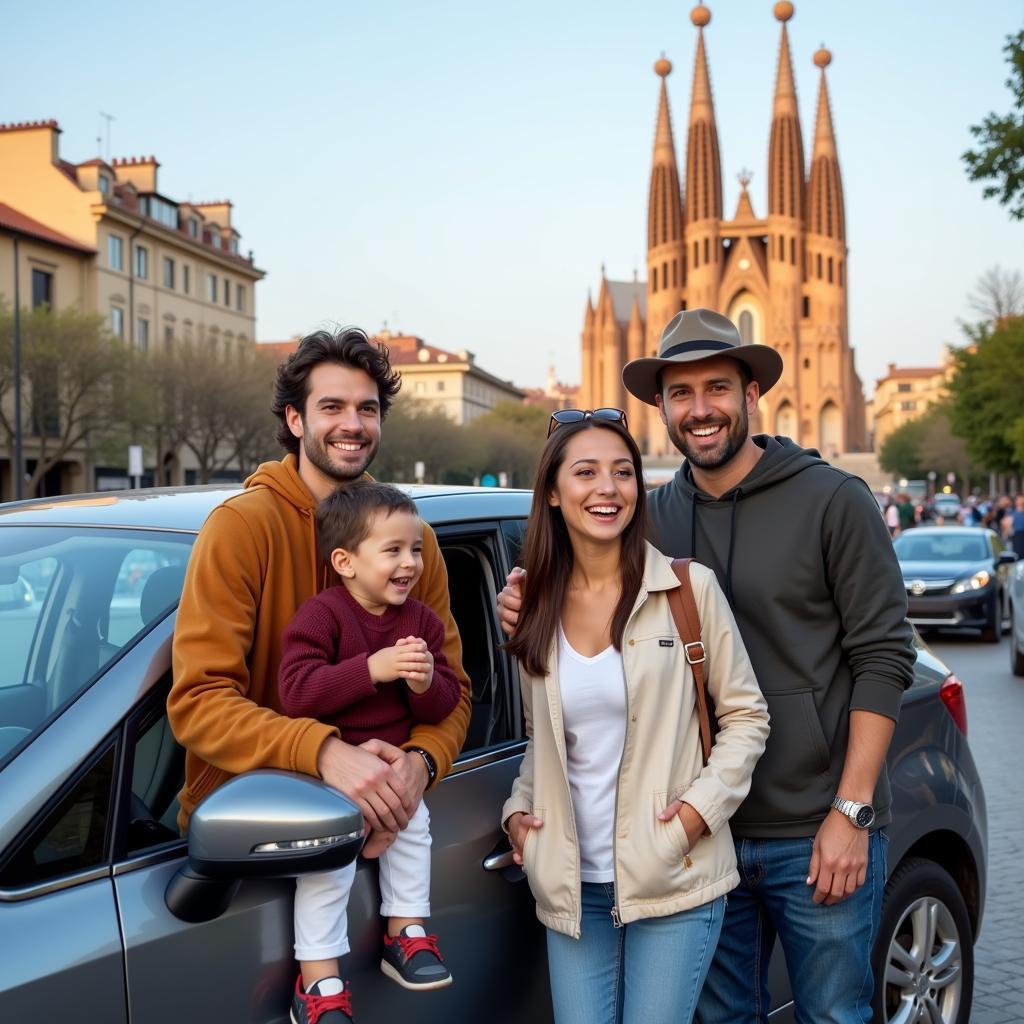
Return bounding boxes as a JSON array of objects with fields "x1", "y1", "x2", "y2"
[
  {"x1": 389, "y1": 932, "x2": 443, "y2": 960},
  {"x1": 295, "y1": 977, "x2": 353, "y2": 1023}
]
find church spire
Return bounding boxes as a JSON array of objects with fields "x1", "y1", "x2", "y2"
[
  {"x1": 767, "y1": 1, "x2": 804, "y2": 222},
  {"x1": 806, "y1": 46, "x2": 844, "y2": 241},
  {"x1": 685, "y1": 6, "x2": 722, "y2": 224},
  {"x1": 647, "y1": 55, "x2": 684, "y2": 254}
]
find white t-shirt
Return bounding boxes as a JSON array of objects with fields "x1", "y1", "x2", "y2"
[{"x1": 557, "y1": 626, "x2": 627, "y2": 883}]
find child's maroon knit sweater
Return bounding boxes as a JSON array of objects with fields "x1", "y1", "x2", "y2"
[{"x1": 278, "y1": 585, "x2": 461, "y2": 746}]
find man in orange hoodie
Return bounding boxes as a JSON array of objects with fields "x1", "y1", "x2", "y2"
[{"x1": 168, "y1": 328, "x2": 470, "y2": 857}]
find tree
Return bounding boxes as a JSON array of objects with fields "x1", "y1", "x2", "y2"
[
  {"x1": 373, "y1": 399, "x2": 475, "y2": 484},
  {"x1": 465, "y1": 402, "x2": 550, "y2": 487},
  {"x1": 0, "y1": 302, "x2": 129, "y2": 496},
  {"x1": 878, "y1": 416, "x2": 928, "y2": 480},
  {"x1": 967, "y1": 265, "x2": 1024, "y2": 323},
  {"x1": 962, "y1": 30, "x2": 1024, "y2": 220},
  {"x1": 946, "y1": 316, "x2": 1024, "y2": 474}
]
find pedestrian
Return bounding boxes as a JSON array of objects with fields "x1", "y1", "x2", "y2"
[
  {"x1": 897, "y1": 492, "x2": 917, "y2": 532},
  {"x1": 885, "y1": 498, "x2": 900, "y2": 537},
  {"x1": 1010, "y1": 495, "x2": 1024, "y2": 559},
  {"x1": 279, "y1": 482, "x2": 460, "y2": 1015},
  {"x1": 168, "y1": 327, "x2": 470, "y2": 1024},
  {"x1": 498, "y1": 308, "x2": 915, "y2": 1024},
  {"x1": 502, "y1": 411, "x2": 769, "y2": 1024}
]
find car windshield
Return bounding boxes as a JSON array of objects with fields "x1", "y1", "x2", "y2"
[
  {"x1": 893, "y1": 533, "x2": 988, "y2": 562},
  {"x1": 0, "y1": 526, "x2": 193, "y2": 766}
]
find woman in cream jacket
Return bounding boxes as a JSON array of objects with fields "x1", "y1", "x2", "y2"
[{"x1": 502, "y1": 413, "x2": 768, "y2": 1024}]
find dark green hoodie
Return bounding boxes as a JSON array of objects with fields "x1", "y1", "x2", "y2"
[{"x1": 648, "y1": 435, "x2": 915, "y2": 837}]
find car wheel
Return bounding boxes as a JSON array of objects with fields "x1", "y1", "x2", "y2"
[
  {"x1": 872, "y1": 857, "x2": 973, "y2": 1024},
  {"x1": 980, "y1": 593, "x2": 1000, "y2": 643},
  {"x1": 1011, "y1": 610, "x2": 1024, "y2": 676}
]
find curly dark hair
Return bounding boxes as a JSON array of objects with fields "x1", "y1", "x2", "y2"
[{"x1": 272, "y1": 327, "x2": 402, "y2": 457}]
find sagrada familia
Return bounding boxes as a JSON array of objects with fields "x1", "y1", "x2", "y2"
[{"x1": 579, "y1": 3, "x2": 868, "y2": 457}]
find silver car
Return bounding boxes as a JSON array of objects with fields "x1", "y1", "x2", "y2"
[
  {"x1": 1010, "y1": 556, "x2": 1024, "y2": 676},
  {"x1": 0, "y1": 485, "x2": 987, "y2": 1024}
]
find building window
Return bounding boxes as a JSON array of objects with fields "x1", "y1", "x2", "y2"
[
  {"x1": 703, "y1": 238, "x2": 709, "y2": 264},
  {"x1": 897, "y1": 383, "x2": 912, "y2": 393},
  {"x1": 652, "y1": 266, "x2": 658, "y2": 292},
  {"x1": 207, "y1": 273, "x2": 217, "y2": 302},
  {"x1": 211, "y1": 233, "x2": 222, "y2": 250},
  {"x1": 803, "y1": 358, "x2": 811, "y2": 370},
  {"x1": 31, "y1": 269, "x2": 53, "y2": 310},
  {"x1": 182, "y1": 264, "x2": 191, "y2": 294},
  {"x1": 827, "y1": 256, "x2": 834, "y2": 284},
  {"x1": 802, "y1": 296, "x2": 810, "y2": 318},
  {"x1": 229, "y1": 237, "x2": 239, "y2": 254},
  {"x1": 790, "y1": 237, "x2": 796, "y2": 265},
  {"x1": 839, "y1": 260, "x2": 844, "y2": 287},
  {"x1": 136, "y1": 318, "x2": 149, "y2": 351},
  {"x1": 236, "y1": 284, "x2": 245, "y2": 312},
  {"x1": 164, "y1": 325, "x2": 174, "y2": 348},
  {"x1": 140, "y1": 195, "x2": 179, "y2": 229},
  {"x1": 693, "y1": 241, "x2": 699, "y2": 269},
  {"x1": 108, "y1": 234, "x2": 123, "y2": 271},
  {"x1": 672, "y1": 259, "x2": 678, "y2": 288},
  {"x1": 816, "y1": 253, "x2": 823, "y2": 279},
  {"x1": 900, "y1": 401, "x2": 917, "y2": 411},
  {"x1": 134, "y1": 245, "x2": 148, "y2": 279},
  {"x1": 98, "y1": 175, "x2": 110, "y2": 196},
  {"x1": 738, "y1": 311, "x2": 754, "y2": 345},
  {"x1": 223, "y1": 278, "x2": 230, "y2": 307},
  {"x1": 188, "y1": 218, "x2": 199, "y2": 238},
  {"x1": 437, "y1": 381, "x2": 446, "y2": 392},
  {"x1": 111, "y1": 307, "x2": 124, "y2": 338},
  {"x1": 163, "y1": 256, "x2": 175, "y2": 289}
]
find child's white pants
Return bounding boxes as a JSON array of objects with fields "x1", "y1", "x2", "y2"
[{"x1": 293, "y1": 800, "x2": 432, "y2": 960}]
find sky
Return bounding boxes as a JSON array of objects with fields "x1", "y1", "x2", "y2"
[{"x1": 5, "y1": 0, "x2": 1022, "y2": 398}]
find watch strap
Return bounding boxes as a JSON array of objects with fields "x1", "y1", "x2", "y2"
[{"x1": 409, "y1": 746, "x2": 437, "y2": 786}]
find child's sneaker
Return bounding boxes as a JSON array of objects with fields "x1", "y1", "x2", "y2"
[
  {"x1": 380, "y1": 925, "x2": 453, "y2": 990},
  {"x1": 290, "y1": 975, "x2": 354, "y2": 1023}
]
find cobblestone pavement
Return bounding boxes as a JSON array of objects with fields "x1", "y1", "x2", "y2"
[{"x1": 929, "y1": 636, "x2": 1024, "y2": 1024}]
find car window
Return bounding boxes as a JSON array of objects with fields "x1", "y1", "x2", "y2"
[
  {"x1": 0, "y1": 527, "x2": 194, "y2": 770},
  {"x1": 893, "y1": 534, "x2": 988, "y2": 561},
  {"x1": 0, "y1": 742, "x2": 117, "y2": 889}
]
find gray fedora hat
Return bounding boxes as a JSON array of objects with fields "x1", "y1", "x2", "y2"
[{"x1": 622, "y1": 308, "x2": 784, "y2": 406}]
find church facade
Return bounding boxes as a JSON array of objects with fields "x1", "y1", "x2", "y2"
[{"x1": 579, "y1": 3, "x2": 867, "y2": 458}]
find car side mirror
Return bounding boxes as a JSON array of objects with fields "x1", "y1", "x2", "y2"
[
  {"x1": 165, "y1": 770, "x2": 364, "y2": 923},
  {"x1": 998, "y1": 551, "x2": 1017, "y2": 565}
]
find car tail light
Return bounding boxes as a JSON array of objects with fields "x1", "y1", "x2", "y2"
[{"x1": 939, "y1": 674, "x2": 967, "y2": 736}]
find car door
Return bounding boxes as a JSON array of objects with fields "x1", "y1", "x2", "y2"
[{"x1": 339, "y1": 520, "x2": 551, "y2": 1022}]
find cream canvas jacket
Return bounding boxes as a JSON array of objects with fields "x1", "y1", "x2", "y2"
[{"x1": 502, "y1": 543, "x2": 769, "y2": 937}]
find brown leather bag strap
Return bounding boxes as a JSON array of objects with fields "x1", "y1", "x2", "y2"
[{"x1": 667, "y1": 558, "x2": 714, "y2": 765}]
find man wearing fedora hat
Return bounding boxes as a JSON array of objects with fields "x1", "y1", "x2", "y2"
[{"x1": 499, "y1": 308, "x2": 914, "y2": 1023}]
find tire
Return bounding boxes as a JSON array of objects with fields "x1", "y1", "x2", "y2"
[
  {"x1": 1011, "y1": 608, "x2": 1024, "y2": 676},
  {"x1": 980, "y1": 592, "x2": 1000, "y2": 643},
  {"x1": 872, "y1": 856, "x2": 974, "y2": 1024}
]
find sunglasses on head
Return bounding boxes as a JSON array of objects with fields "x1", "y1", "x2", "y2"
[{"x1": 547, "y1": 407, "x2": 628, "y2": 438}]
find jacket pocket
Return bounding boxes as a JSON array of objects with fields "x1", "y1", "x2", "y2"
[
  {"x1": 522, "y1": 807, "x2": 544, "y2": 877},
  {"x1": 654, "y1": 791, "x2": 691, "y2": 862}
]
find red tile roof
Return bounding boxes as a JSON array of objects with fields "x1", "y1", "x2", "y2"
[{"x1": 0, "y1": 203, "x2": 95, "y2": 253}]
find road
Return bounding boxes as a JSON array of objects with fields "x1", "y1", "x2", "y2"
[{"x1": 928, "y1": 635, "x2": 1024, "y2": 1024}]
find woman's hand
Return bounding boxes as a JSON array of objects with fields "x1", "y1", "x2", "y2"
[
  {"x1": 506, "y1": 811, "x2": 543, "y2": 865},
  {"x1": 658, "y1": 799, "x2": 708, "y2": 849}
]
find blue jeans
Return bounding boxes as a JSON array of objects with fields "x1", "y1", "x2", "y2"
[
  {"x1": 696, "y1": 831, "x2": 887, "y2": 1024},
  {"x1": 546, "y1": 882, "x2": 725, "y2": 1024}
]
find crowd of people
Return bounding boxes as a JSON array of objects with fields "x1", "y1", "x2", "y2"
[
  {"x1": 168, "y1": 309, "x2": 916, "y2": 1024},
  {"x1": 883, "y1": 490, "x2": 1024, "y2": 557}
]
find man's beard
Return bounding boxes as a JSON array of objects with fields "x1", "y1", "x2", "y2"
[
  {"x1": 667, "y1": 404, "x2": 749, "y2": 470},
  {"x1": 302, "y1": 428, "x2": 378, "y2": 482}
]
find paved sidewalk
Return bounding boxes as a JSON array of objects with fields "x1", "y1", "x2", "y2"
[{"x1": 929, "y1": 639, "x2": 1024, "y2": 1024}]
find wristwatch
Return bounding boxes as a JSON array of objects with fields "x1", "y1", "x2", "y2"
[
  {"x1": 831, "y1": 795, "x2": 875, "y2": 829},
  {"x1": 408, "y1": 746, "x2": 437, "y2": 787}
]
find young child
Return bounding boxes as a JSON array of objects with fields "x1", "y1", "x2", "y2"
[{"x1": 278, "y1": 481, "x2": 461, "y2": 1023}]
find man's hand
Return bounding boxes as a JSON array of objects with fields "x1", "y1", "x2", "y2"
[
  {"x1": 497, "y1": 567, "x2": 526, "y2": 637},
  {"x1": 659, "y1": 798, "x2": 708, "y2": 849},
  {"x1": 394, "y1": 636, "x2": 433, "y2": 693},
  {"x1": 807, "y1": 811, "x2": 869, "y2": 905},
  {"x1": 506, "y1": 811, "x2": 543, "y2": 866},
  {"x1": 317, "y1": 736, "x2": 411, "y2": 833},
  {"x1": 370, "y1": 741, "x2": 430, "y2": 810},
  {"x1": 368, "y1": 637, "x2": 432, "y2": 689},
  {"x1": 362, "y1": 827, "x2": 397, "y2": 860}
]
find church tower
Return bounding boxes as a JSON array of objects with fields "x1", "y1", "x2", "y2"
[{"x1": 580, "y1": 3, "x2": 866, "y2": 456}]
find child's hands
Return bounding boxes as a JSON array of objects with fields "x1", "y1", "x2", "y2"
[{"x1": 368, "y1": 636, "x2": 434, "y2": 693}]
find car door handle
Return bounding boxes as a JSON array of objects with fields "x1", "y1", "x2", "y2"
[{"x1": 483, "y1": 847, "x2": 515, "y2": 871}]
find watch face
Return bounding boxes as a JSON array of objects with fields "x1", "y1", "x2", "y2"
[{"x1": 855, "y1": 806, "x2": 874, "y2": 828}]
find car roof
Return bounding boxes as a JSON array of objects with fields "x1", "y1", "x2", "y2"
[
  {"x1": 0, "y1": 483, "x2": 533, "y2": 533},
  {"x1": 900, "y1": 525, "x2": 993, "y2": 538}
]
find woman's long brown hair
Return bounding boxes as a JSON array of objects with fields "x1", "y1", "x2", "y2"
[{"x1": 503, "y1": 418, "x2": 648, "y2": 677}]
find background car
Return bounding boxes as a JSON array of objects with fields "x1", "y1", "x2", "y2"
[
  {"x1": 0, "y1": 486, "x2": 987, "y2": 1024},
  {"x1": 931, "y1": 493, "x2": 963, "y2": 522},
  {"x1": 894, "y1": 525, "x2": 1016, "y2": 642},
  {"x1": 1009, "y1": 557, "x2": 1024, "y2": 677}
]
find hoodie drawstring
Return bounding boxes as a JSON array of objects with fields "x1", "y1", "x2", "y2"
[{"x1": 690, "y1": 488, "x2": 741, "y2": 609}]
